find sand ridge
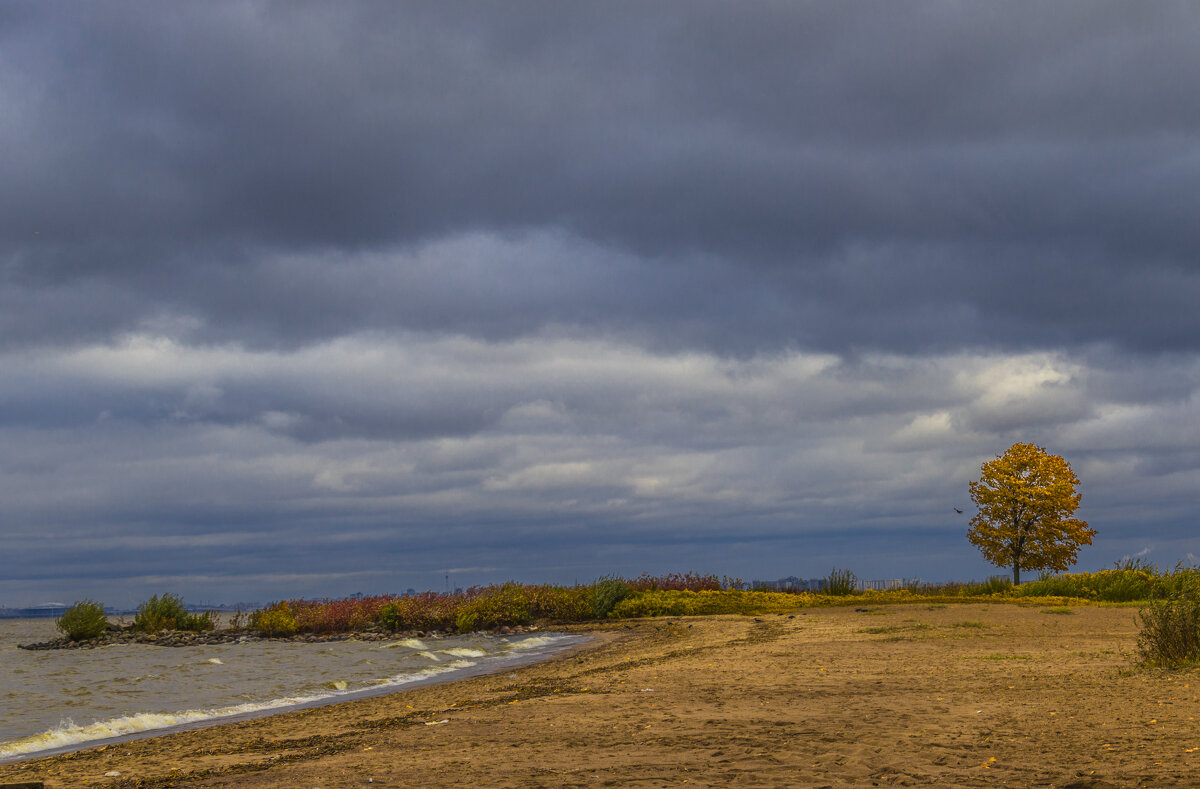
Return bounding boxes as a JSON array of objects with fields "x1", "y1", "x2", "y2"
[{"x1": 2, "y1": 603, "x2": 1196, "y2": 787}]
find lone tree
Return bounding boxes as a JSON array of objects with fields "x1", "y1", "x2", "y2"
[{"x1": 967, "y1": 442, "x2": 1094, "y2": 584}]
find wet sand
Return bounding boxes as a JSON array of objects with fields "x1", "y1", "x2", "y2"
[{"x1": 2, "y1": 603, "x2": 1196, "y2": 787}]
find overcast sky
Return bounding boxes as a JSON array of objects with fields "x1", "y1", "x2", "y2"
[{"x1": 3, "y1": 2, "x2": 1199, "y2": 606}]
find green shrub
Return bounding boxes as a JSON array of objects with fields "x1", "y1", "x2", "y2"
[
  {"x1": 1137, "y1": 590, "x2": 1200, "y2": 667},
  {"x1": 55, "y1": 600, "x2": 109, "y2": 641},
  {"x1": 1094, "y1": 570, "x2": 1154, "y2": 602},
  {"x1": 1152, "y1": 566, "x2": 1200, "y2": 600},
  {"x1": 133, "y1": 593, "x2": 212, "y2": 632},
  {"x1": 1016, "y1": 573, "x2": 1086, "y2": 598},
  {"x1": 454, "y1": 610, "x2": 479, "y2": 633},
  {"x1": 590, "y1": 576, "x2": 632, "y2": 618},
  {"x1": 377, "y1": 601, "x2": 405, "y2": 632},
  {"x1": 249, "y1": 602, "x2": 300, "y2": 637},
  {"x1": 825, "y1": 568, "x2": 857, "y2": 596},
  {"x1": 181, "y1": 610, "x2": 216, "y2": 632},
  {"x1": 1014, "y1": 569, "x2": 1155, "y2": 602},
  {"x1": 454, "y1": 583, "x2": 533, "y2": 633}
]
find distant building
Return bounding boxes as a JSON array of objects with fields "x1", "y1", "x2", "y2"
[
  {"x1": 0, "y1": 603, "x2": 70, "y2": 619},
  {"x1": 855, "y1": 579, "x2": 905, "y2": 591},
  {"x1": 753, "y1": 577, "x2": 827, "y2": 592}
]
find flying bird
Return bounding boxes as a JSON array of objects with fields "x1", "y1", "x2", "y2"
[{"x1": 953, "y1": 507, "x2": 964, "y2": 514}]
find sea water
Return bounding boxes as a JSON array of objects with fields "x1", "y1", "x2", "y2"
[{"x1": 0, "y1": 618, "x2": 584, "y2": 762}]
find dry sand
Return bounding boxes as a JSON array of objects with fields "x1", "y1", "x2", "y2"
[{"x1": 2, "y1": 603, "x2": 1197, "y2": 788}]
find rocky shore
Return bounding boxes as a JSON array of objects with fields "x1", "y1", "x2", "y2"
[{"x1": 18, "y1": 624, "x2": 540, "y2": 650}]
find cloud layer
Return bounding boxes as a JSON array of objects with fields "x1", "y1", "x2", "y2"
[{"x1": 3, "y1": 2, "x2": 1199, "y2": 602}]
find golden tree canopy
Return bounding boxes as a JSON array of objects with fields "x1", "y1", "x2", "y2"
[{"x1": 967, "y1": 442, "x2": 1094, "y2": 584}]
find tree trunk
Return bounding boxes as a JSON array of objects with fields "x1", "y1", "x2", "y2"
[{"x1": 1013, "y1": 565, "x2": 1020, "y2": 585}]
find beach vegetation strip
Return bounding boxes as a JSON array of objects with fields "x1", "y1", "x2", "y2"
[{"x1": 27, "y1": 564, "x2": 1200, "y2": 660}]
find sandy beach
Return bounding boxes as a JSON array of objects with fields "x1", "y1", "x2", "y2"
[{"x1": 2, "y1": 603, "x2": 1196, "y2": 788}]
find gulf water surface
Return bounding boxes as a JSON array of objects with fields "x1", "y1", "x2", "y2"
[{"x1": 0, "y1": 618, "x2": 585, "y2": 762}]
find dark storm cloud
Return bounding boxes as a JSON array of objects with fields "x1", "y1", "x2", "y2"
[
  {"x1": 4, "y1": 3, "x2": 1200, "y2": 603},
  {"x1": 4, "y1": 1, "x2": 1200, "y2": 354}
]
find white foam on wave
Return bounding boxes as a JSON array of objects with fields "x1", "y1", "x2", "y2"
[
  {"x1": 206, "y1": 658, "x2": 223, "y2": 665},
  {"x1": 0, "y1": 633, "x2": 578, "y2": 763},
  {"x1": 386, "y1": 638, "x2": 427, "y2": 649},
  {"x1": 0, "y1": 660, "x2": 475, "y2": 761},
  {"x1": 0, "y1": 698, "x2": 310, "y2": 761},
  {"x1": 379, "y1": 658, "x2": 475, "y2": 682},
  {"x1": 508, "y1": 636, "x2": 559, "y2": 649}
]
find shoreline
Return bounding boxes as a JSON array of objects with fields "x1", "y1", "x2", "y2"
[
  {"x1": 17, "y1": 624, "x2": 546, "y2": 651},
  {"x1": 3, "y1": 605, "x2": 1199, "y2": 787},
  {"x1": 0, "y1": 631, "x2": 591, "y2": 765}
]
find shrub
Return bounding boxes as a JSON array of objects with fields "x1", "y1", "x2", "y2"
[
  {"x1": 376, "y1": 592, "x2": 462, "y2": 632},
  {"x1": 957, "y1": 576, "x2": 1014, "y2": 596},
  {"x1": 1018, "y1": 572, "x2": 1091, "y2": 599},
  {"x1": 249, "y1": 602, "x2": 300, "y2": 637},
  {"x1": 289, "y1": 596, "x2": 391, "y2": 634},
  {"x1": 825, "y1": 568, "x2": 857, "y2": 596},
  {"x1": 377, "y1": 601, "x2": 404, "y2": 632},
  {"x1": 627, "y1": 573, "x2": 722, "y2": 592},
  {"x1": 455, "y1": 583, "x2": 533, "y2": 633},
  {"x1": 179, "y1": 610, "x2": 216, "y2": 632},
  {"x1": 133, "y1": 593, "x2": 212, "y2": 632},
  {"x1": 1137, "y1": 589, "x2": 1200, "y2": 667},
  {"x1": 590, "y1": 576, "x2": 632, "y2": 618},
  {"x1": 610, "y1": 589, "x2": 801, "y2": 618},
  {"x1": 55, "y1": 600, "x2": 109, "y2": 641},
  {"x1": 1014, "y1": 569, "x2": 1155, "y2": 602},
  {"x1": 1152, "y1": 565, "x2": 1200, "y2": 600},
  {"x1": 454, "y1": 610, "x2": 479, "y2": 633},
  {"x1": 1094, "y1": 570, "x2": 1155, "y2": 602},
  {"x1": 526, "y1": 584, "x2": 592, "y2": 622}
]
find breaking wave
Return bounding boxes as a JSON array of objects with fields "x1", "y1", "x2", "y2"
[
  {"x1": 0, "y1": 660, "x2": 477, "y2": 761},
  {"x1": 0, "y1": 630, "x2": 584, "y2": 763}
]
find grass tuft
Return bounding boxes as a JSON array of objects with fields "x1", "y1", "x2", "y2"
[{"x1": 825, "y1": 568, "x2": 857, "y2": 596}]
